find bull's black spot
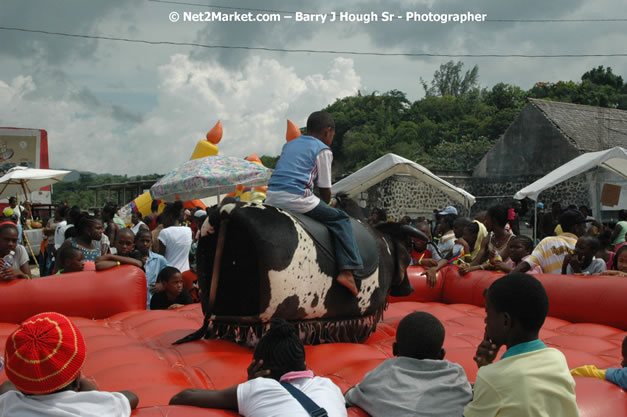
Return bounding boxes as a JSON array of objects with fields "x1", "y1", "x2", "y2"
[
  {"x1": 275, "y1": 295, "x2": 306, "y2": 319},
  {"x1": 311, "y1": 294, "x2": 319, "y2": 307}
]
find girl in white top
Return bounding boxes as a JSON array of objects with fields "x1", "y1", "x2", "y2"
[
  {"x1": 169, "y1": 319, "x2": 347, "y2": 417},
  {"x1": 158, "y1": 201, "x2": 192, "y2": 272}
]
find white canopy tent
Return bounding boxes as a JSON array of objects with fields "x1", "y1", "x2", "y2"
[
  {"x1": 332, "y1": 153, "x2": 476, "y2": 210},
  {"x1": 514, "y1": 147, "x2": 627, "y2": 201},
  {"x1": 514, "y1": 146, "x2": 627, "y2": 241}
]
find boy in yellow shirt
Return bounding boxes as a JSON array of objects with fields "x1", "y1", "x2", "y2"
[{"x1": 464, "y1": 273, "x2": 580, "y2": 417}]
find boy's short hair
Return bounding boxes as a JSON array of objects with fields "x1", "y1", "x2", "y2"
[
  {"x1": 156, "y1": 266, "x2": 181, "y2": 284},
  {"x1": 57, "y1": 245, "x2": 82, "y2": 267},
  {"x1": 117, "y1": 228, "x2": 135, "y2": 241},
  {"x1": 577, "y1": 235, "x2": 600, "y2": 252},
  {"x1": 464, "y1": 222, "x2": 480, "y2": 235},
  {"x1": 396, "y1": 312, "x2": 445, "y2": 360},
  {"x1": 453, "y1": 217, "x2": 472, "y2": 230},
  {"x1": 487, "y1": 273, "x2": 549, "y2": 332},
  {"x1": 135, "y1": 228, "x2": 152, "y2": 242},
  {"x1": 439, "y1": 213, "x2": 458, "y2": 229},
  {"x1": 253, "y1": 319, "x2": 306, "y2": 379},
  {"x1": 4, "y1": 312, "x2": 86, "y2": 394},
  {"x1": 306, "y1": 111, "x2": 335, "y2": 135}
]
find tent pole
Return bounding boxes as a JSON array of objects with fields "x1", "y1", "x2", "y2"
[
  {"x1": 18, "y1": 186, "x2": 40, "y2": 272},
  {"x1": 593, "y1": 167, "x2": 600, "y2": 220},
  {"x1": 533, "y1": 200, "x2": 537, "y2": 244}
]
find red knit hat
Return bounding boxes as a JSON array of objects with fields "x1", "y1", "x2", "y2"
[{"x1": 4, "y1": 312, "x2": 86, "y2": 394}]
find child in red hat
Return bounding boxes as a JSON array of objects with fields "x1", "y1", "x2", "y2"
[{"x1": 0, "y1": 312, "x2": 138, "y2": 416}]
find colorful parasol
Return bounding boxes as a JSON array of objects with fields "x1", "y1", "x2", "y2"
[{"x1": 150, "y1": 155, "x2": 271, "y2": 202}]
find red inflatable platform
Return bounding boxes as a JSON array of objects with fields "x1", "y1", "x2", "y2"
[{"x1": 0, "y1": 266, "x2": 625, "y2": 416}]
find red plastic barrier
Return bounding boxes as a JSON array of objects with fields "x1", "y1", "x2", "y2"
[
  {"x1": 439, "y1": 267, "x2": 627, "y2": 330},
  {"x1": 0, "y1": 302, "x2": 623, "y2": 417},
  {"x1": 574, "y1": 376, "x2": 627, "y2": 417},
  {"x1": 0, "y1": 266, "x2": 147, "y2": 323},
  {"x1": 389, "y1": 267, "x2": 444, "y2": 303}
]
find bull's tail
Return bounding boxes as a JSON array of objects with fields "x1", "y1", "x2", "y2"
[
  {"x1": 172, "y1": 314, "x2": 213, "y2": 345},
  {"x1": 173, "y1": 217, "x2": 229, "y2": 345}
]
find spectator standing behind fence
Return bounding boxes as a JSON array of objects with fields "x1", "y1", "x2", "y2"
[
  {"x1": 611, "y1": 209, "x2": 627, "y2": 247},
  {"x1": 158, "y1": 201, "x2": 192, "y2": 273}
]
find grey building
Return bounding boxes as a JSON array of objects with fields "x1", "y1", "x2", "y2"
[
  {"x1": 474, "y1": 98, "x2": 627, "y2": 178},
  {"x1": 472, "y1": 98, "x2": 627, "y2": 219},
  {"x1": 361, "y1": 99, "x2": 627, "y2": 221}
]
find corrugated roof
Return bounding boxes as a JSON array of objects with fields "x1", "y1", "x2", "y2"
[{"x1": 529, "y1": 98, "x2": 627, "y2": 152}]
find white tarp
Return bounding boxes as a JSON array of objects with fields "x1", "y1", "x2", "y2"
[
  {"x1": 331, "y1": 153, "x2": 476, "y2": 209},
  {"x1": 514, "y1": 146, "x2": 627, "y2": 201}
]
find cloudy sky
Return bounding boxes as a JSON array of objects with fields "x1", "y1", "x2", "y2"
[{"x1": 1, "y1": 0, "x2": 626, "y2": 175}]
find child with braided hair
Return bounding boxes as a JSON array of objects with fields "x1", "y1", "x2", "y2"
[{"x1": 170, "y1": 319, "x2": 347, "y2": 416}]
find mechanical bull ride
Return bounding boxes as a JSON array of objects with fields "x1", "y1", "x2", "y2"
[{"x1": 176, "y1": 196, "x2": 424, "y2": 346}]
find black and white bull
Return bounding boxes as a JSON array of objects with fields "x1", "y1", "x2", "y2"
[{"x1": 175, "y1": 196, "x2": 424, "y2": 346}]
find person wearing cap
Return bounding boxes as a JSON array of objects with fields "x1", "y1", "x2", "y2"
[
  {"x1": 513, "y1": 209, "x2": 589, "y2": 274},
  {"x1": 434, "y1": 206, "x2": 460, "y2": 258},
  {"x1": 0, "y1": 312, "x2": 138, "y2": 416},
  {"x1": 420, "y1": 208, "x2": 463, "y2": 287}
]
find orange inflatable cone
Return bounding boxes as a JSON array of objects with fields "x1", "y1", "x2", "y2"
[{"x1": 286, "y1": 120, "x2": 301, "y2": 142}]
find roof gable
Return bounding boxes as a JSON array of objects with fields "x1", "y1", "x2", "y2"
[{"x1": 529, "y1": 98, "x2": 627, "y2": 152}]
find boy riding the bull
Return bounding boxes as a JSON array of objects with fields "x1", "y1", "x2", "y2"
[{"x1": 265, "y1": 111, "x2": 362, "y2": 296}]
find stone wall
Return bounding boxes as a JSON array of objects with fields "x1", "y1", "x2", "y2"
[
  {"x1": 363, "y1": 172, "x2": 593, "y2": 221},
  {"x1": 362, "y1": 175, "x2": 457, "y2": 221}
]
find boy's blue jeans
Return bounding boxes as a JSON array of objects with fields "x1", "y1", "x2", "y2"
[{"x1": 305, "y1": 201, "x2": 363, "y2": 271}]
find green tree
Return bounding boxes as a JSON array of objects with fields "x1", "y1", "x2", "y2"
[
  {"x1": 483, "y1": 83, "x2": 527, "y2": 110},
  {"x1": 420, "y1": 61, "x2": 479, "y2": 97},
  {"x1": 415, "y1": 137, "x2": 493, "y2": 171},
  {"x1": 260, "y1": 155, "x2": 279, "y2": 169},
  {"x1": 581, "y1": 66, "x2": 623, "y2": 89}
]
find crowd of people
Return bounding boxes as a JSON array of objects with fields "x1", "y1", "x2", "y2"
[
  {"x1": 394, "y1": 203, "x2": 627, "y2": 285},
  {"x1": 0, "y1": 198, "x2": 207, "y2": 311},
  {"x1": 3, "y1": 198, "x2": 624, "y2": 416},
  {"x1": 1, "y1": 108, "x2": 625, "y2": 416}
]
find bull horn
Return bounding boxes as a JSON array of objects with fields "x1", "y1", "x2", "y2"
[{"x1": 400, "y1": 224, "x2": 428, "y2": 241}]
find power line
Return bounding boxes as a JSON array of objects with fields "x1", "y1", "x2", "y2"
[
  {"x1": 1, "y1": 26, "x2": 626, "y2": 58},
  {"x1": 488, "y1": 18, "x2": 627, "y2": 22},
  {"x1": 146, "y1": 0, "x2": 295, "y2": 15},
  {"x1": 145, "y1": 0, "x2": 627, "y2": 22}
]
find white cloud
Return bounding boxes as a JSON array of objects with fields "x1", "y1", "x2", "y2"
[{"x1": 0, "y1": 55, "x2": 361, "y2": 175}]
